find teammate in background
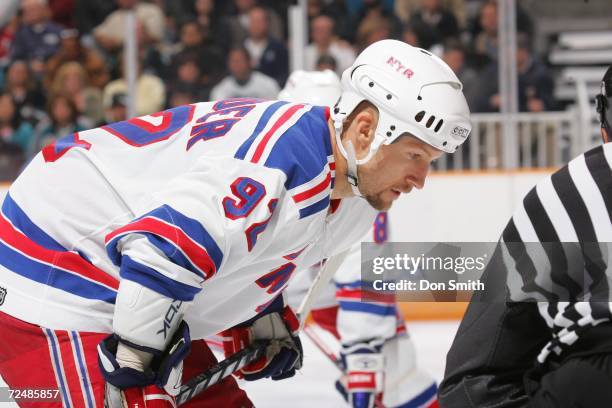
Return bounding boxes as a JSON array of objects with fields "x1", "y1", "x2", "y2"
[
  {"x1": 280, "y1": 70, "x2": 438, "y2": 408},
  {"x1": 0, "y1": 40, "x2": 471, "y2": 407},
  {"x1": 439, "y1": 66, "x2": 612, "y2": 407}
]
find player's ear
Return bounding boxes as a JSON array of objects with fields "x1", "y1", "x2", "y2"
[{"x1": 353, "y1": 105, "x2": 378, "y2": 158}]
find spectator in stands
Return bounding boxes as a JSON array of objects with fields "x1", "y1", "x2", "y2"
[
  {"x1": 315, "y1": 54, "x2": 338, "y2": 72},
  {"x1": 516, "y1": 35, "x2": 555, "y2": 113},
  {"x1": 169, "y1": 21, "x2": 225, "y2": 89},
  {"x1": 307, "y1": 0, "x2": 324, "y2": 22},
  {"x1": 442, "y1": 42, "x2": 478, "y2": 110},
  {"x1": 0, "y1": 92, "x2": 34, "y2": 156},
  {"x1": 49, "y1": 62, "x2": 103, "y2": 126},
  {"x1": 32, "y1": 93, "x2": 89, "y2": 157},
  {"x1": 343, "y1": 0, "x2": 402, "y2": 44},
  {"x1": 74, "y1": 2, "x2": 115, "y2": 42},
  {"x1": 103, "y1": 53, "x2": 166, "y2": 116},
  {"x1": 312, "y1": 0, "x2": 350, "y2": 37},
  {"x1": 4, "y1": 60, "x2": 46, "y2": 127},
  {"x1": 244, "y1": 6, "x2": 288, "y2": 86},
  {"x1": 401, "y1": 23, "x2": 421, "y2": 47},
  {"x1": 224, "y1": 0, "x2": 284, "y2": 47},
  {"x1": 4, "y1": 60, "x2": 46, "y2": 125},
  {"x1": 304, "y1": 15, "x2": 355, "y2": 75},
  {"x1": 394, "y1": 0, "x2": 466, "y2": 28},
  {"x1": 210, "y1": 47, "x2": 280, "y2": 100},
  {"x1": 471, "y1": 0, "x2": 498, "y2": 67},
  {"x1": 408, "y1": 0, "x2": 460, "y2": 50},
  {"x1": 0, "y1": 1, "x2": 18, "y2": 69},
  {"x1": 192, "y1": 0, "x2": 230, "y2": 52},
  {"x1": 355, "y1": 15, "x2": 391, "y2": 52},
  {"x1": 11, "y1": 0, "x2": 63, "y2": 78},
  {"x1": 49, "y1": 0, "x2": 75, "y2": 28},
  {"x1": 167, "y1": 54, "x2": 211, "y2": 106},
  {"x1": 473, "y1": 34, "x2": 556, "y2": 113},
  {"x1": 93, "y1": 0, "x2": 164, "y2": 53},
  {"x1": 45, "y1": 29, "x2": 109, "y2": 90},
  {"x1": 104, "y1": 92, "x2": 128, "y2": 124}
]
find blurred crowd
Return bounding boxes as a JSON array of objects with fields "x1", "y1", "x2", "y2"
[{"x1": 0, "y1": 0, "x2": 557, "y2": 180}]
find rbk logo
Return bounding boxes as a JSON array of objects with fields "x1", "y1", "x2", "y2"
[
  {"x1": 157, "y1": 299, "x2": 183, "y2": 339},
  {"x1": 0, "y1": 287, "x2": 6, "y2": 306}
]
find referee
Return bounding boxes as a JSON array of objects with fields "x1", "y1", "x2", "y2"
[{"x1": 439, "y1": 66, "x2": 612, "y2": 407}]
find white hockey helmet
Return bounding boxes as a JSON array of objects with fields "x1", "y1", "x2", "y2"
[
  {"x1": 333, "y1": 39, "x2": 471, "y2": 193},
  {"x1": 278, "y1": 69, "x2": 342, "y2": 106}
]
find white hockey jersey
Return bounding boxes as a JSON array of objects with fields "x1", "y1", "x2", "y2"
[{"x1": 0, "y1": 98, "x2": 376, "y2": 337}]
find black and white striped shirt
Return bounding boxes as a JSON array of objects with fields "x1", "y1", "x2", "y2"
[{"x1": 500, "y1": 143, "x2": 612, "y2": 363}]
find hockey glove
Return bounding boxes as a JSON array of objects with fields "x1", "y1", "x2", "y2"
[
  {"x1": 221, "y1": 298, "x2": 303, "y2": 381},
  {"x1": 98, "y1": 321, "x2": 191, "y2": 407},
  {"x1": 336, "y1": 340, "x2": 385, "y2": 408}
]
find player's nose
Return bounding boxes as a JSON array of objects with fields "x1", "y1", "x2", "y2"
[{"x1": 405, "y1": 162, "x2": 429, "y2": 190}]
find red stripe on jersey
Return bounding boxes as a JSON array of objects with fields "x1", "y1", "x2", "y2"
[
  {"x1": 336, "y1": 288, "x2": 396, "y2": 304},
  {"x1": 250, "y1": 104, "x2": 305, "y2": 163},
  {"x1": 292, "y1": 172, "x2": 331, "y2": 203},
  {"x1": 0, "y1": 214, "x2": 119, "y2": 290},
  {"x1": 106, "y1": 217, "x2": 216, "y2": 279},
  {"x1": 128, "y1": 111, "x2": 173, "y2": 133}
]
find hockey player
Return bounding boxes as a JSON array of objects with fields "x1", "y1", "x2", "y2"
[
  {"x1": 438, "y1": 66, "x2": 612, "y2": 407},
  {"x1": 280, "y1": 70, "x2": 438, "y2": 408},
  {"x1": 0, "y1": 40, "x2": 471, "y2": 407}
]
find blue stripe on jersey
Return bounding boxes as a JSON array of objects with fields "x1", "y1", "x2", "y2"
[
  {"x1": 396, "y1": 383, "x2": 437, "y2": 408},
  {"x1": 119, "y1": 255, "x2": 200, "y2": 301},
  {"x1": 106, "y1": 205, "x2": 223, "y2": 272},
  {"x1": 119, "y1": 255, "x2": 201, "y2": 302},
  {"x1": 152, "y1": 205, "x2": 223, "y2": 270},
  {"x1": 335, "y1": 280, "x2": 365, "y2": 289},
  {"x1": 234, "y1": 101, "x2": 289, "y2": 160},
  {"x1": 263, "y1": 105, "x2": 333, "y2": 191},
  {"x1": 2, "y1": 193, "x2": 66, "y2": 251},
  {"x1": 0, "y1": 240, "x2": 116, "y2": 303},
  {"x1": 337, "y1": 301, "x2": 397, "y2": 316},
  {"x1": 143, "y1": 234, "x2": 204, "y2": 277},
  {"x1": 299, "y1": 196, "x2": 330, "y2": 219}
]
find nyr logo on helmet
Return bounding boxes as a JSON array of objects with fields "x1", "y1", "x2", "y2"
[{"x1": 386, "y1": 56, "x2": 414, "y2": 79}]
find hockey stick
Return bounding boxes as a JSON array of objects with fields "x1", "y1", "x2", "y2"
[
  {"x1": 176, "y1": 249, "x2": 350, "y2": 405},
  {"x1": 297, "y1": 249, "x2": 350, "y2": 329},
  {"x1": 175, "y1": 339, "x2": 268, "y2": 405}
]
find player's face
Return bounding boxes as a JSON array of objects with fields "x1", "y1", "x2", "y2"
[{"x1": 357, "y1": 135, "x2": 443, "y2": 211}]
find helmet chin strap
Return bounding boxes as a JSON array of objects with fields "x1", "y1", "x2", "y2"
[
  {"x1": 333, "y1": 117, "x2": 363, "y2": 197},
  {"x1": 333, "y1": 116, "x2": 381, "y2": 198}
]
